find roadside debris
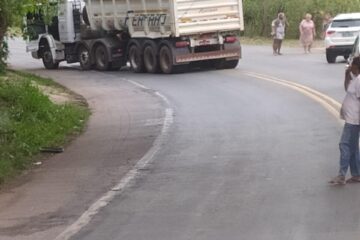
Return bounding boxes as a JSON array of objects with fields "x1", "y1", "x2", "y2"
[{"x1": 40, "y1": 147, "x2": 64, "y2": 154}]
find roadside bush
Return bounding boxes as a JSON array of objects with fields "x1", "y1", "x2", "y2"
[
  {"x1": 0, "y1": 40, "x2": 8, "y2": 74},
  {"x1": 243, "y1": 0, "x2": 360, "y2": 39},
  {"x1": 0, "y1": 72, "x2": 89, "y2": 183}
]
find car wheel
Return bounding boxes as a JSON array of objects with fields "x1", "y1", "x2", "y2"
[{"x1": 326, "y1": 53, "x2": 336, "y2": 64}]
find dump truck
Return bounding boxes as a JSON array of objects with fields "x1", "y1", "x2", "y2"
[{"x1": 26, "y1": 0, "x2": 244, "y2": 73}]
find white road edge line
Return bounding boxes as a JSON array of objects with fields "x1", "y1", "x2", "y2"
[{"x1": 54, "y1": 80, "x2": 174, "y2": 240}]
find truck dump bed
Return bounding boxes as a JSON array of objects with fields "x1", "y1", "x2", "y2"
[{"x1": 86, "y1": 0, "x2": 244, "y2": 38}]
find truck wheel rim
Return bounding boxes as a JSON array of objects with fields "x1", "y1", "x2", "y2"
[
  {"x1": 160, "y1": 48, "x2": 171, "y2": 72},
  {"x1": 96, "y1": 47, "x2": 106, "y2": 68},
  {"x1": 80, "y1": 50, "x2": 89, "y2": 64},
  {"x1": 44, "y1": 51, "x2": 52, "y2": 63},
  {"x1": 144, "y1": 47, "x2": 154, "y2": 70},
  {"x1": 130, "y1": 47, "x2": 140, "y2": 70}
]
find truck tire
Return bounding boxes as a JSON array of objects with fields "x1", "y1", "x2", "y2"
[
  {"x1": 109, "y1": 61, "x2": 122, "y2": 71},
  {"x1": 78, "y1": 46, "x2": 93, "y2": 70},
  {"x1": 215, "y1": 59, "x2": 239, "y2": 69},
  {"x1": 159, "y1": 45, "x2": 175, "y2": 74},
  {"x1": 143, "y1": 41, "x2": 159, "y2": 73},
  {"x1": 129, "y1": 44, "x2": 145, "y2": 73},
  {"x1": 159, "y1": 45, "x2": 189, "y2": 74},
  {"x1": 95, "y1": 44, "x2": 110, "y2": 71},
  {"x1": 42, "y1": 47, "x2": 59, "y2": 70},
  {"x1": 326, "y1": 53, "x2": 336, "y2": 64}
]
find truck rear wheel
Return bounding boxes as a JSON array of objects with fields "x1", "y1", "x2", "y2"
[
  {"x1": 78, "y1": 46, "x2": 93, "y2": 70},
  {"x1": 215, "y1": 59, "x2": 239, "y2": 69},
  {"x1": 129, "y1": 44, "x2": 145, "y2": 73},
  {"x1": 143, "y1": 42, "x2": 159, "y2": 73},
  {"x1": 159, "y1": 45, "x2": 174, "y2": 74},
  {"x1": 95, "y1": 44, "x2": 110, "y2": 71},
  {"x1": 42, "y1": 47, "x2": 59, "y2": 70}
]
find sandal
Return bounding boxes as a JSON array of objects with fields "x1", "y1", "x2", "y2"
[
  {"x1": 329, "y1": 176, "x2": 346, "y2": 185},
  {"x1": 346, "y1": 176, "x2": 360, "y2": 183}
]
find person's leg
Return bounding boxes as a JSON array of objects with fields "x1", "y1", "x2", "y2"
[
  {"x1": 277, "y1": 40, "x2": 283, "y2": 55},
  {"x1": 349, "y1": 125, "x2": 360, "y2": 177},
  {"x1": 273, "y1": 39, "x2": 278, "y2": 55},
  {"x1": 330, "y1": 123, "x2": 353, "y2": 184},
  {"x1": 303, "y1": 45, "x2": 307, "y2": 53},
  {"x1": 308, "y1": 44, "x2": 312, "y2": 53},
  {"x1": 339, "y1": 123, "x2": 353, "y2": 177}
]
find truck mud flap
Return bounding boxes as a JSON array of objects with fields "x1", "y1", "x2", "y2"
[{"x1": 175, "y1": 49, "x2": 241, "y2": 63}]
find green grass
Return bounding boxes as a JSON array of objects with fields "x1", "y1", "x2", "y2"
[
  {"x1": 0, "y1": 71, "x2": 90, "y2": 183},
  {"x1": 241, "y1": 36, "x2": 325, "y2": 48}
]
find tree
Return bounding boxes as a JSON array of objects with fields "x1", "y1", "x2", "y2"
[
  {"x1": 0, "y1": 0, "x2": 22, "y2": 72},
  {"x1": 0, "y1": 0, "x2": 59, "y2": 73}
]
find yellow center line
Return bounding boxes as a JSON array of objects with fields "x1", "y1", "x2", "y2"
[{"x1": 240, "y1": 71, "x2": 342, "y2": 123}]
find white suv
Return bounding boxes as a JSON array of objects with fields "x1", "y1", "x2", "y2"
[{"x1": 325, "y1": 13, "x2": 360, "y2": 63}]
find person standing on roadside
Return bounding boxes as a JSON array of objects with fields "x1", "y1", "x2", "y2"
[
  {"x1": 322, "y1": 13, "x2": 333, "y2": 39},
  {"x1": 329, "y1": 57, "x2": 360, "y2": 185},
  {"x1": 299, "y1": 13, "x2": 316, "y2": 54},
  {"x1": 271, "y1": 12, "x2": 287, "y2": 56}
]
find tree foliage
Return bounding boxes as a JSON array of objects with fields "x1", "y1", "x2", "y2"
[
  {"x1": 0, "y1": 0, "x2": 58, "y2": 73},
  {"x1": 243, "y1": 0, "x2": 360, "y2": 39},
  {"x1": 0, "y1": 0, "x2": 24, "y2": 73}
]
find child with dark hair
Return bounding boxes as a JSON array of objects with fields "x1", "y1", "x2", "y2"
[
  {"x1": 271, "y1": 12, "x2": 287, "y2": 55},
  {"x1": 330, "y1": 57, "x2": 360, "y2": 185}
]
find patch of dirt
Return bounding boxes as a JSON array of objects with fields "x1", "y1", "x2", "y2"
[
  {"x1": 36, "y1": 85, "x2": 74, "y2": 105},
  {"x1": 31, "y1": 82, "x2": 87, "y2": 107}
]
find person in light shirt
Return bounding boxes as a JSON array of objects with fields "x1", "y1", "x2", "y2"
[
  {"x1": 271, "y1": 12, "x2": 287, "y2": 56},
  {"x1": 330, "y1": 57, "x2": 360, "y2": 185}
]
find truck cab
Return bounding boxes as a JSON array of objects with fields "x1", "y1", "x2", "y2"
[{"x1": 26, "y1": 0, "x2": 126, "y2": 70}]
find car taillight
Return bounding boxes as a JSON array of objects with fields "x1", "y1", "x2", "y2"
[
  {"x1": 326, "y1": 30, "x2": 336, "y2": 36},
  {"x1": 225, "y1": 36, "x2": 238, "y2": 43},
  {"x1": 175, "y1": 41, "x2": 190, "y2": 48}
]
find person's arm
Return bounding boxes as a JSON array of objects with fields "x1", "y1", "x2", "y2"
[
  {"x1": 299, "y1": 20, "x2": 303, "y2": 35},
  {"x1": 312, "y1": 21, "x2": 316, "y2": 38},
  {"x1": 345, "y1": 67, "x2": 352, "y2": 91},
  {"x1": 271, "y1": 20, "x2": 275, "y2": 36}
]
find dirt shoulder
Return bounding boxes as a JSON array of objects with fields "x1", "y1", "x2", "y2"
[{"x1": 0, "y1": 67, "x2": 165, "y2": 240}]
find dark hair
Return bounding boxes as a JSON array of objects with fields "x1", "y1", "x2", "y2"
[{"x1": 352, "y1": 57, "x2": 360, "y2": 70}]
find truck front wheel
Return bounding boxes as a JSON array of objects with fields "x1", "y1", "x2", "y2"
[
  {"x1": 42, "y1": 47, "x2": 59, "y2": 70},
  {"x1": 95, "y1": 44, "x2": 110, "y2": 71},
  {"x1": 129, "y1": 44, "x2": 145, "y2": 73},
  {"x1": 78, "y1": 46, "x2": 93, "y2": 70}
]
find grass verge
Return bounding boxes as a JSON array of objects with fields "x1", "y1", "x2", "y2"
[
  {"x1": 241, "y1": 36, "x2": 325, "y2": 48},
  {"x1": 0, "y1": 70, "x2": 90, "y2": 184}
]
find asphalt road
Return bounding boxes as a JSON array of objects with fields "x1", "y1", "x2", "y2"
[{"x1": 3, "y1": 41, "x2": 360, "y2": 240}]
